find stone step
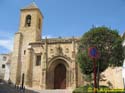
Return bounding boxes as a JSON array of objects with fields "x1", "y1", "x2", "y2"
[{"x1": 39, "y1": 89, "x2": 73, "y2": 93}]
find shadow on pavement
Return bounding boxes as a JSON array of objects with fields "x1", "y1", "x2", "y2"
[{"x1": 0, "y1": 80, "x2": 39, "y2": 93}]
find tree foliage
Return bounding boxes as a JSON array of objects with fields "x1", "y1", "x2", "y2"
[{"x1": 77, "y1": 26, "x2": 124, "y2": 75}]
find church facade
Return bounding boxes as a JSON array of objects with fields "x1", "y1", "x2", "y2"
[{"x1": 10, "y1": 3, "x2": 83, "y2": 89}]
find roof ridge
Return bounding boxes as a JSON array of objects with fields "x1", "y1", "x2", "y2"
[{"x1": 22, "y1": 2, "x2": 38, "y2": 10}]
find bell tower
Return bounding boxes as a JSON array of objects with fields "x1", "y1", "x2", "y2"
[
  {"x1": 10, "y1": 2, "x2": 43, "y2": 85},
  {"x1": 19, "y1": 2, "x2": 43, "y2": 41}
]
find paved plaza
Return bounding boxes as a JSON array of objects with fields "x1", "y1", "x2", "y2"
[
  {"x1": 0, "y1": 82, "x2": 19, "y2": 93},
  {"x1": 0, "y1": 82, "x2": 39, "y2": 93},
  {"x1": 0, "y1": 82, "x2": 72, "y2": 93}
]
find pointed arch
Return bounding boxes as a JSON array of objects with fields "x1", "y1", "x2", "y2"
[{"x1": 46, "y1": 57, "x2": 71, "y2": 89}]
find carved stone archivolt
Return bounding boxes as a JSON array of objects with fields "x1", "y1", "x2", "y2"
[{"x1": 48, "y1": 55, "x2": 72, "y2": 65}]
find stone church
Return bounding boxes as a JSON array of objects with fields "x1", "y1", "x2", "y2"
[
  {"x1": 10, "y1": 2, "x2": 83, "y2": 89},
  {"x1": 10, "y1": 2, "x2": 125, "y2": 90}
]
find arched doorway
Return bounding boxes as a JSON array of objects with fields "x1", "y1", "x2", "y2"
[
  {"x1": 54, "y1": 64, "x2": 66, "y2": 89},
  {"x1": 47, "y1": 58, "x2": 70, "y2": 89}
]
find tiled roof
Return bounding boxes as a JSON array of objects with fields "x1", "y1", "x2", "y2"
[{"x1": 22, "y1": 2, "x2": 38, "y2": 10}]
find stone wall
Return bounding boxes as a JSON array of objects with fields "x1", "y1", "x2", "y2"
[{"x1": 100, "y1": 67, "x2": 123, "y2": 89}]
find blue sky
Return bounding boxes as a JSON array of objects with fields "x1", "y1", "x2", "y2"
[{"x1": 0, "y1": 0, "x2": 125, "y2": 53}]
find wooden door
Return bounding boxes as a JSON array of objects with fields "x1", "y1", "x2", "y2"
[{"x1": 54, "y1": 64, "x2": 66, "y2": 89}]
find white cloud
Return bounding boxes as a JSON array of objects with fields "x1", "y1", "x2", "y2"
[
  {"x1": 0, "y1": 29, "x2": 14, "y2": 52},
  {"x1": 0, "y1": 39, "x2": 13, "y2": 51}
]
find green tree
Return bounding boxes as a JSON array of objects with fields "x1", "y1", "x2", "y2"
[{"x1": 77, "y1": 26, "x2": 124, "y2": 87}]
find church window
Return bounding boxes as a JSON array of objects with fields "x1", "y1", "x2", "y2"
[
  {"x1": 38, "y1": 18, "x2": 41, "y2": 29},
  {"x1": 36, "y1": 55, "x2": 41, "y2": 66},
  {"x1": 25, "y1": 15, "x2": 31, "y2": 27},
  {"x1": 2, "y1": 64, "x2": 5, "y2": 69}
]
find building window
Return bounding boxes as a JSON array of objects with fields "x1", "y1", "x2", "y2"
[
  {"x1": 36, "y1": 55, "x2": 41, "y2": 66},
  {"x1": 3, "y1": 56, "x2": 7, "y2": 61},
  {"x1": 2, "y1": 64, "x2": 5, "y2": 69},
  {"x1": 25, "y1": 15, "x2": 31, "y2": 27},
  {"x1": 38, "y1": 18, "x2": 41, "y2": 29}
]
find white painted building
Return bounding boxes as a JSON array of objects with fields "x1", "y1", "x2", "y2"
[
  {"x1": 4, "y1": 60, "x2": 10, "y2": 81},
  {"x1": 0, "y1": 54, "x2": 10, "y2": 81}
]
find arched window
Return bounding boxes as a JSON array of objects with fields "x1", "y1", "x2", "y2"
[
  {"x1": 36, "y1": 55, "x2": 41, "y2": 66},
  {"x1": 25, "y1": 15, "x2": 31, "y2": 27}
]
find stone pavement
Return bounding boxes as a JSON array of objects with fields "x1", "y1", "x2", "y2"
[
  {"x1": 0, "y1": 82, "x2": 39, "y2": 93},
  {"x1": 39, "y1": 89, "x2": 73, "y2": 93},
  {"x1": 0, "y1": 82, "x2": 73, "y2": 93},
  {"x1": 0, "y1": 82, "x2": 19, "y2": 93},
  {"x1": 25, "y1": 88, "x2": 73, "y2": 93}
]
